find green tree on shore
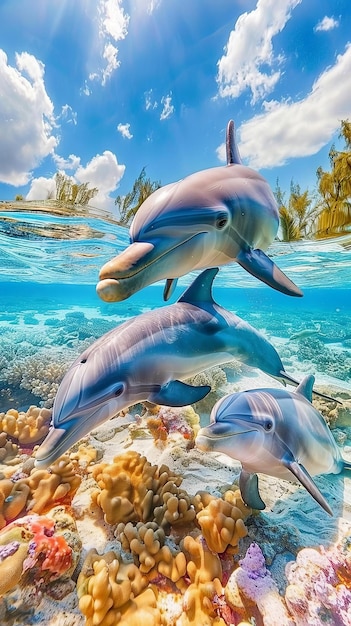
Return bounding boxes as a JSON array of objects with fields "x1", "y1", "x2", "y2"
[
  {"x1": 315, "y1": 120, "x2": 351, "y2": 238},
  {"x1": 54, "y1": 173, "x2": 98, "y2": 206},
  {"x1": 115, "y1": 167, "x2": 161, "y2": 225},
  {"x1": 274, "y1": 180, "x2": 316, "y2": 241}
]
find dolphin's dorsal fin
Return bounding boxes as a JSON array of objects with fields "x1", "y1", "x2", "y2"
[
  {"x1": 226, "y1": 119, "x2": 242, "y2": 165},
  {"x1": 296, "y1": 374, "x2": 315, "y2": 402},
  {"x1": 178, "y1": 268, "x2": 219, "y2": 305}
]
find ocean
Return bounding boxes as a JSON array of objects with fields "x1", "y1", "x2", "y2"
[{"x1": 0, "y1": 203, "x2": 351, "y2": 626}]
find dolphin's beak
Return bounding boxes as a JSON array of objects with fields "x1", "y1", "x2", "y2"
[
  {"x1": 35, "y1": 401, "x2": 118, "y2": 469},
  {"x1": 97, "y1": 234, "x2": 205, "y2": 302},
  {"x1": 196, "y1": 421, "x2": 255, "y2": 451},
  {"x1": 35, "y1": 425, "x2": 76, "y2": 468}
]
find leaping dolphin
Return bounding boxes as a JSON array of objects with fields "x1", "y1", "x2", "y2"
[
  {"x1": 97, "y1": 120, "x2": 302, "y2": 303},
  {"x1": 35, "y1": 268, "x2": 315, "y2": 469},
  {"x1": 196, "y1": 375, "x2": 348, "y2": 516}
]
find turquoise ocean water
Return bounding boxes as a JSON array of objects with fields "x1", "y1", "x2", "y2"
[{"x1": 0, "y1": 204, "x2": 351, "y2": 413}]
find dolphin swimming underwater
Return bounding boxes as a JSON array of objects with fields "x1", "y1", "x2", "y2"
[
  {"x1": 97, "y1": 120, "x2": 302, "y2": 303},
  {"x1": 35, "y1": 268, "x2": 313, "y2": 469},
  {"x1": 196, "y1": 375, "x2": 349, "y2": 516}
]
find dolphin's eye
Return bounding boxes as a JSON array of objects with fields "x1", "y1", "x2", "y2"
[
  {"x1": 264, "y1": 419, "x2": 273, "y2": 431},
  {"x1": 216, "y1": 213, "x2": 228, "y2": 230},
  {"x1": 80, "y1": 358, "x2": 87, "y2": 364},
  {"x1": 114, "y1": 385, "x2": 124, "y2": 397}
]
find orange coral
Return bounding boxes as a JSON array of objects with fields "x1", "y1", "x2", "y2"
[
  {"x1": 0, "y1": 513, "x2": 75, "y2": 596},
  {"x1": 179, "y1": 535, "x2": 226, "y2": 626}
]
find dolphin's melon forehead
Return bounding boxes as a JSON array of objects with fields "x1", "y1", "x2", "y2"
[{"x1": 131, "y1": 163, "x2": 272, "y2": 236}]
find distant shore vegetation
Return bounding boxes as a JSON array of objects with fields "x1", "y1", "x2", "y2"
[{"x1": 10, "y1": 120, "x2": 351, "y2": 242}]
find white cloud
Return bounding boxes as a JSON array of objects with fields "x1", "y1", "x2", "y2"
[
  {"x1": 217, "y1": 0, "x2": 301, "y2": 104},
  {"x1": 93, "y1": 0, "x2": 129, "y2": 85},
  {"x1": 27, "y1": 150, "x2": 126, "y2": 211},
  {"x1": 101, "y1": 42, "x2": 120, "y2": 85},
  {"x1": 75, "y1": 150, "x2": 126, "y2": 209},
  {"x1": 117, "y1": 122, "x2": 133, "y2": 139},
  {"x1": 81, "y1": 81, "x2": 91, "y2": 96},
  {"x1": 53, "y1": 153, "x2": 81, "y2": 170},
  {"x1": 147, "y1": 0, "x2": 162, "y2": 14},
  {"x1": 0, "y1": 49, "x2": 57, "y2": 185},
  {"x1": 99, "y1": 0, "x2": 129, "y2": 40},
  {"x1": 61, "y1": 104, "x2": 77, "y2": 125},
  {"x1": 160, "y1": 93, "x2": 174, "y2": 120},
  {"x1": 314, "y1": 16, "x2": 339, "y2": 32},
  {"x1": 26, "y1": 176, "x2": 56, "y2": 200},
  {"x1": 217, "y1": 43, "x2": 351, "y2": 170},
  {"x1": 145, "y1": 89, "x2": 158, "y2": 110}
]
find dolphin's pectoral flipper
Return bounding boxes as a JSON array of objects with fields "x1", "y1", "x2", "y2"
[
  {"x1": 237, "y1": 248, "x2": 303, "y2": 297},
  {"x1": 239, "y1": 470, "x2": 266, "y2": 510},
  {"x1": 148, "y1": 380, "x2": 211, "y2": 407},
  {"x1": 163, "y1": 278, "x2": 178, "y2": 301},
  {"x1": 283, "y1": 457, "x2": 333, "y2": 516}
]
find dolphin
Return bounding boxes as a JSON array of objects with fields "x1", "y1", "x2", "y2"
[
  {"x1": 196, "y1": 375, "x2": 349, "y2": 516},
  {"x1": 97, "y1": 120, "x2": 302, "y2": 303},
  {"x1": 35, "y1": 268, "x2": 315, "y2": 469}
]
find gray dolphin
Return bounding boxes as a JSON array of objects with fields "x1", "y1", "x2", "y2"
[
  {"x1": 196, "y1": 375, "x2": 349, "y2": 516},
  {"x1": 35, "y1": 268, "x2": 311, "y2": 469},
  {"x1": 97, "y1": 120, "x2": 302, "y2": 303}
]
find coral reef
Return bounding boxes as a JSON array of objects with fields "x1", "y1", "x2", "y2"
[
  {"x1": 195, "y1": 492, "x2": 249, "y2": 554},
  {"x1": 91, "y1": 451, "x2": 196, "y2": 529},
  {"x1": 225, "y1": 542, "x2": 294, "y2": 626},
  {"x1": 285, "y1": 529, "x2": 351, "y2": 625},
  {"x1": 0, "y1": 431, "x2": 19, "y2": 464},
  {"x1": 0, "y1": 508, "x2": 81, "y2": 597},
  {"x1": 77, "y1": 549, "x2": 159, "y2": 626},
  {"x1": 0, "y1": 405, "x2": 51, "y2": 444},
  {"x1": 0, "y1": 455, "x2": 81, "y2": 528}
]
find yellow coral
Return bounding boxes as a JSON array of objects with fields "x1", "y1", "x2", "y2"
[
  {"x1": 77, "y1": 549, "x2": 159, "y2": 626},
  {"x1": 117, "y1": 520, "x2": 187, "y2": 582},
  {"x1": 91, "y1": 452, "x2": 195, "y2": 529},
  {"x1": 0, "y1": 431, "x2": 19, "y2": 464},
  {"x1": 0, "y1": 405, "x2": 51, "y2": 444},
  {"x1": 178, "y1": 536, "x2": 226, "y2": 626},
  {"x1": 27, "y1": 455, "x2": 81, "y2": 513},
  {"x1": 196, "y1": 496, "x2": 248, "y2": 554}
]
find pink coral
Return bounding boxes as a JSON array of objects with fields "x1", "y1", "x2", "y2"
[
  {"x1": 225, "y1": 543, "x2": 294, "y2": 626},
  {"x1": 285, "y1": 533, "x2": 351, "y2": 626}
]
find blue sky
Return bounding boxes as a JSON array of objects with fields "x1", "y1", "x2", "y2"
[{"x1": 0, "y1": 0, "x2": 350, "y2": 215}]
